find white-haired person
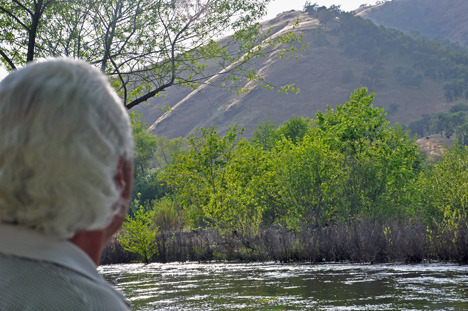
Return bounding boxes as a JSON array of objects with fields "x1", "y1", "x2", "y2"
[{"x1": 0, "y1": 58, "x2": 134, "y2": 310}]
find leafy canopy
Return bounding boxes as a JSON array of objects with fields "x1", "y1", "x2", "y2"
[{"x1": 0, "y1": 0, "x2": 302, "y2": 109}]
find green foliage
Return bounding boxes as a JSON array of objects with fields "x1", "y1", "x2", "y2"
[
  {"x1": 163, "y1": 126, "x2": 242, "y2": 229},
  {"x1": 409, "y1": 110, "x2": 468, "y2": 139},
  {"x1": 152, "y1": 196, "x2": 184, "y2": 233},
  {"x1": 130, "y1": 112, "x2": 158, "y2": 177},
  {"x1": 277, "y1": 117, "x2": 311, "y2": 144},
  {"x1": 161, "y1": 88, "x2": 424, "y2": 232},
  {"x1": 393, "y1": 66, "x2": 423, "y2": 88},
  {"x1": 443, "y1": 79, "x2": 468, "y2": 102},
  {"x1": 163, "y1": 126, "x2": 271, "y2": 236},
  {"x1": 251, "y1": 119, "x2": 279, "y2": 151},
  {"x1": 418, "y1": 144, "x2": 468, "y2": 224},
  {"x1": 274, "y1": 135, "x2": 342, "y2": 229},
  {"x1": 304, "y1": 3, "x2": 342, "y2": 28},
  {"x1": 221, "y1": 140, "x2": 273, "y2": 236},
  {"x1": 118, "y1": 202, "x2": 159, "y2": 264},
  {"x1": 456, "y1": 123, "x2": 468, "y2": 146},
  {"x1": 316, "y1": 88, "x2": 388, "y2": 154},
  {"x1": 315, "y1": 88, "x2": 422, "y2": 218},
  {"x1": 116, "y1": 87, "x2": 468, "y2": 262},
  {"x1": 131, "y1": 170, "x2": 168, "y2": 215},
  {"x1": 450, "y1": 102, "x2": 468, "y2": 113},
  {"x1": 129, "y1": 113, "x2": 186, "y2": 210}
]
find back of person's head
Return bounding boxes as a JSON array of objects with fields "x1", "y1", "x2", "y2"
[{"x1": 0, "y1": 58, "x2": 134, "y2": 239}]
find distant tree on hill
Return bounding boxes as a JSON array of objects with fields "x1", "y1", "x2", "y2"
[
  {"x1": 393, "y1": 66, "x2": 423, "y2": 88},
  {"x1": 443, "y1": 79, "x2": 468, "y2": 102},
  {"x1": 450, "y1": 102, "x2": 468, "y2": 113},
  {"x1": 361, "y1": 63, "x2": 385, "y2": 89}
]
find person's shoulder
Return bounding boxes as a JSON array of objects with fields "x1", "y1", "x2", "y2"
[
  {"x1": 59, "y1": 264, "x2": 132, "y2": 311},
  {"x1": 0, "y1": 253, "x2": 131, "y2": 310}
]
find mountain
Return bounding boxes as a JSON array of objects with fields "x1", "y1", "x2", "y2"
[
  {"x1": 134, "y1": 8, "x2": 468, "y2": 139},
  {"x1": 356, "y1": 0, "x2": 468, "y2": 47}
]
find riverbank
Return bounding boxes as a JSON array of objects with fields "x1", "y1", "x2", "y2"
[{"x1": 101, "y1": 217, "x2": 468, "y2": 265}]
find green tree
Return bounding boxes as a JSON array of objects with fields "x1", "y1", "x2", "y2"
[
  {"x1": 456, "y1": 122, "x2": 468, "y2": 146},
  {"x1": 316, "y1": 87, "x2": 388, "y2": 155},
  {"x1": 164, "y1": 126, "x2": 271, "y2": 236},
  {"x1": 130, "y1": 112, "x2": 165, "y2": 210},
  {"x1": 274, "y1": 135, "x2": 342, "y2": 229},
  {"x1": 450, "y1": 102, "x2": 468, "y2": 113},
  {"x1": 118, "y1": 203, "x2": 159, "y2": 264},
  {"x1": 131, "y1": 112, "x2": 158, "y2": 176},
  {"x1": 221, "y1": 139, "x2": 273, "y2": 236},
  {"x1": 277, "y1": 117, "x2": 311, "y2": 144},
  {"x1": 316, "y1": 88, "x2": 422, "y2": 218},
  {"x1": 418, "y1": 143, "x2": 468, "y2": 225},
  {"x1": 251, "y1": 119, "x2": 279, "y2": 151},
  {"x1": 163, "y1": 126, "x2": 242, "y2": 228},
  {"x1": 0, "y1": 0, "x2": 302, "y2": 109},
  {"x1": 130, "y1": 113, "x2": 185, "y2": 210}
]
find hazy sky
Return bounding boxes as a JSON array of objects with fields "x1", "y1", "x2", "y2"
[
  {"x1": 264, "y1": 0, "x2": 373, "y2": 20},
  {"x1": 0, "y1": 0, "x2": 375, "y2": 80}
]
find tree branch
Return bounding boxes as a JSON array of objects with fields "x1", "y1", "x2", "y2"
[
  {"x1": 0, "y1": 49, "x2": 17, "y2": 70},
  {"x1": 125, "y1": 80, "x2": 175, "y2": 110},
  {"x1": 110, "y1": 57, "x2": 128, "y2": 104},
  {"x1": 0, "y1": 5, "x2": 30, "y2": 30},
  {"x1": 13, "y1": 0, "x2": 33, "y2": 16}
]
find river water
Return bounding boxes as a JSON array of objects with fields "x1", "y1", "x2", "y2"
[{"x1": 98, "y1": 262, "x2": 468, "y2": 310}]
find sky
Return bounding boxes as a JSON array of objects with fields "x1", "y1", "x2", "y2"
[{"x1": 0, "y1": 0, "x2": 374, "y2": 80}]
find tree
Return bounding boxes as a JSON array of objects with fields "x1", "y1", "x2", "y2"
[
  {"x1": 277, "y1": 117, "x2": 311, "y2": 144},
  {"x1": 315, "y1": 88, "x2": 422, "y2": 217},
  {"x1": 163, "y1": 126, "x2": 242, "y2": 228},
  {"x1": 418, "y1": 143, "x2": 468, "y2": 225},
  {"x1": 251, "y1": 119, "x2": 278, "y2": 151},
  {"x1": 130, "y1": 112, "x2": 158, "y2": 176},
  {"x1": 316, "y1": 87, "x2": 388, "y2": 155},
  {"x1": 163, "y1": 126, "x2": 271, "y2": 236},
  {"x1": 130, "y1": 112, "x2": 184, "y2": 210},
  {"x1": 118, "y1": 204, "x2": 159, "y2": 263},
  {"x1": 0, "y1": 0, "x2": 302, "y2": 109},
  {"x1": 274, "y1": 135, "x2": 342, "y2": 229}
]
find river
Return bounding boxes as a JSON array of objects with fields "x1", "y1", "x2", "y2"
[{"x1": 98, "y1": 262, "x2": 468, "y2": 310}]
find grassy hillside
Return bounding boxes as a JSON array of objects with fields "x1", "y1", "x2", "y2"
[
  {"x1": 134, "y1": 8, "x2": 468, "y2": 138},
  {"x1": 357, "y1": 0, "x2": 468, "y2": 47}
]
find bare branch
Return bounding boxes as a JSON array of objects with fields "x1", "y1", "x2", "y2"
[
  {"x1": 110, "y1": 57, "x2": 128, "y2": 104},
  {"x1": 125, "y1": 79, "x2": 175, "y2": 110}
]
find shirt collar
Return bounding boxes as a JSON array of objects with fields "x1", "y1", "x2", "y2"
[{"x1": 0, "y1": 223, "x2": 102, "y2": 283}]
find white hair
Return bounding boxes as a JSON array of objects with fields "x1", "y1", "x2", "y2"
[{"x1": 0, "y1": 58, "x2": 134, "y2": 239}]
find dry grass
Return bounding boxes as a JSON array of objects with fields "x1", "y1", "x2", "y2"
[{"x1": 101, "y1": 217, "x2": 468, "y2": 265}]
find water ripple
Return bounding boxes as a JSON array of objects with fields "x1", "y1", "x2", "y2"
[{"x1": 99, "y1": 262, "x2": 468, "y2": 310}]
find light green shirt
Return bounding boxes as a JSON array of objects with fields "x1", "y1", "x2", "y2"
[{"x1": 0, "y1": 224, "x2": 131, "y2": 310}]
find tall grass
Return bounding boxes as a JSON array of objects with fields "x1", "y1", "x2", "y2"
[{"x1": 101, "y1": 217, "x2": 468, "y2": 265}]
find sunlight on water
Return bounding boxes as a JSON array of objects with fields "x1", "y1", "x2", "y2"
[{"x1": 98, "y1": 262, "x2": 468, "y2": 310}]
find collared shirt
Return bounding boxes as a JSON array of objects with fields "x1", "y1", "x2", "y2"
[{"x1": 0, "y1": 224, "x2": 131, "y2": 310}]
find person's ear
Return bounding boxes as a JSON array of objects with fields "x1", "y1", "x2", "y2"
[{"x1": 114, "y1": 156, "x2": 134, "y2": 212}]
